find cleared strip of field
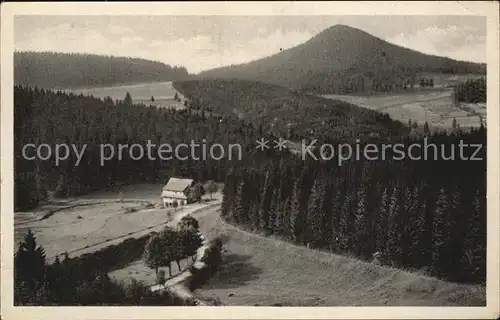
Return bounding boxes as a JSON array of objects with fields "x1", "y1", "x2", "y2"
[
  {"x1": 64, "y1": 81, "x2": 187, "y2": 110},
  {"x1": 14, "y1": 185, "x2": 219, "y2": 261},
  {"x1": 322, "y1": 89, "x2": 486, "y2": 129},
  {"x1": 195, "y1": 209, "x2": 485, "y2": 306}
]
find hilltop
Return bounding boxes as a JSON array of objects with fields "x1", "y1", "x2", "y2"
[
  {"x1": 198, "y1": 25, "x2": 486, "y2": 93},
  {"x1": 14, "y1": 51, "x2": 191, "y2": 89}
]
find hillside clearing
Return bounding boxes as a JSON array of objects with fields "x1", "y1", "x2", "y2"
[
  {"x1": 322, "y1": 89, "x2": 486, "y2": 129},
  {"x1": 66, "y1": 81, "x2": 187, "y2": 110},
  {"x1": 195, "y1": 209, "x2": 485, "y2": 306}
]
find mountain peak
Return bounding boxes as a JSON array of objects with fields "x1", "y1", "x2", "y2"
[
  {"x1": 312, "y1": 24, "x2": 376, "y2": 41},
  {"x1": 198, "y1": 25, "x2": 485, "y2": 89}
]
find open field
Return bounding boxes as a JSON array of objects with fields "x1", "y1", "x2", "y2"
[
  {"x1": 65, "y1": 81, "x2": 187, "y2": 110},
  {"x1": 322, "y1": 88, "x2": 486, "y2": 129},
  {"x1": 194, "y1": 208, "x2": 485, "y2": 306},
  {"x1": 14, "y1": 184, "x2": 218, "y2": 262}
]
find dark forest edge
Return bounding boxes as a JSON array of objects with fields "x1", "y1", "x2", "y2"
[
  {"x1": 453, "y1": 77, "x2": 487, "y2": 104},
  {"x1": 220, "y1": 125, "x2": 486, "y2": 285},
  {"x1": 14, "y1": 51, "x2": 191, "y2": 89}
]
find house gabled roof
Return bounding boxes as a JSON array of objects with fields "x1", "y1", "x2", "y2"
[
  {"x1": 161, "y1": 190, "x2": 188, "y2": 200},
  {"x1": 162, "y1": 177, "x2": 194, "y2": 192}
]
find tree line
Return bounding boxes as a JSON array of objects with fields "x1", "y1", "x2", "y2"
[
  {"x1": 14, "y1": 215, "x2": 204, "y2": 305},
  {"x1": 15, "y1": 51, "x2": 190, "y2": 89},
  {"x1": 300, "y1": 67, "x2": 442, "y2": 94},
  {"x1": 453, "y1": 77, "x2": 487, "y2": 103},
  {"x1": 221, "y1": 126, "x2": 486, "y2": 284}
]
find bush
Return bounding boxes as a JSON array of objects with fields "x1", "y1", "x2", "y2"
[
  {"x1": 156, "y1": 270, "x2": 166, "y2": 284},
  {"x1": 124, "y1": 207, "x2": 138, "y2": 213},
  {"x1": 188, "y1": 237, "x2": 223, "y2": 290}
]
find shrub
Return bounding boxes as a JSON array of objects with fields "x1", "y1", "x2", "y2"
[
  {"x1": 188, "y1": 238, "x2": 223, "y2": 290},
  {"x1": 156, "y1": 270, "x2": 166, "y2": 284},
  {"x1": 124, "y1": 207, "x2": 138, "y2": 213}
]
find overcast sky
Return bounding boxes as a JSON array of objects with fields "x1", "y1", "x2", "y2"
[{"x1": 15, "y1": 15, "x2": 486, "y2": 74}]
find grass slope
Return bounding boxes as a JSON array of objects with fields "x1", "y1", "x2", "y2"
[
  {"x1": 173, "y1": 79, "x2": 406, "y2": 140},
  {"x1": 195, "y1": 209, "x2": 485, "y2": 306}
]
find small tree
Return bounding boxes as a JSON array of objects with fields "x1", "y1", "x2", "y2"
[
  {"x1": 151, "y1": 96, "x2": 155, "y2": 102},
  {"x1": 205, "y1": 180, "x2": 218, "y2": 200},
  {"x1": 156, "y1": 270, "x2": 166, "y2": 285},
  {"x1": 14, "y1": 229, "x2": 47, "y2": 304},
  {"x1": 178, "y1": 215, "x2": 200, "y2": 232},
  {"x1": 159, "y1": 227, "x2": 179, "y2": 277},
  {"x1": 188, "y1": 184, "x2": 202, "y2": 203},
  {"x1": 125, "y1": 278, "x2": 149, "y2": 304},
  {"x1": 124, "y1": 92, "x2": 132, "y2": 105},
  {"x1": 423, "y1": 121, "x2": 430, "y2": 135},
  {"x1": 143, "y1": 234, "x2": 167, "y2": 276},
  {"x1": 174, "y1": 92, "x2": 179, "y2": 101}
]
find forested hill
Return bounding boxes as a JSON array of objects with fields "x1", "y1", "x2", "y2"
[
  {"x1": 14, "y1": 51, "x2": 190, "y2": 89},
  {"x1": 173, "y1": 79, "x2": 406, "y2": 141},
  {"x1": 197, "y1": 25, "x2": 486, "y2": 93},
  {"x1": 14, "y1": 85, "x2": 269, "y2": 211}
]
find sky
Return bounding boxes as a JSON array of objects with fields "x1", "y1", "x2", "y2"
[{"x1": 14, "y1": 15, "x2": 486, "y2": 74}]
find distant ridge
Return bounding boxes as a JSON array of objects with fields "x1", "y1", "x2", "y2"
[
  {"x1": 14, "y1": 51, "x2": 191, "y2": 89},
  {"x1": 198, "y1": 25, "x2": 486, "y2": 92}
]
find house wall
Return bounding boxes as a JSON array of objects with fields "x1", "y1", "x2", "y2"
[
  {"x1": 162, "y1": 190, "x2": 188, "y2": 207},
  {"x1": 163, "y1": 197, "x2": 186, "y2": 207}
]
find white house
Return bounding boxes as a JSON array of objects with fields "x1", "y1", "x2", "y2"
[{"x1": 161, "y1": 177, "x2": 195, "y2": 208}]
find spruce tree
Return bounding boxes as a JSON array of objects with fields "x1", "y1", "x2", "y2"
[
  {"x1": 289, "y1": 180, "x2": 302, "y2": 243},
  {"x1": 385, "y1": 186, "x2": 403, "y2": 267},
  {"x1": 124, "y1": 92, "x2": 132, "y2": 105},
  {"x1": 257, "y1": 172, "x2": 272, "y2": 230},
  {"x1": 338, "y1": 190, "x2": 353, "y2": 253},
  {"x1": 234, "y1": 180, "x2": 246, "y2": 224},
  {"x1": 354, "y1": 185, "x2": 371, "y2": 259},
  {"x1": 14, "y1": 229, "x2": 47, "y2": 304},
  {"x1": 432, "y1": 188, "x2": 453, "y2": 279},
  {"x1": 375, "y1": 187, "x2": 389, "y2": 253},
  {"x1": 306, "y1": 178, "x2": 326, "y2": 247},
  {"x1": 461, "y1": 188, "x2": 486, "y2": 283},
  {"x1": 267, "y1": 188, "x2": 279, "y2": 234}
]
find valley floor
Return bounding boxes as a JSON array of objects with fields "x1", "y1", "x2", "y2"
[
  {"x1": 195, "y1": 207, "x2": 486, "y2": 306},
  {"x1": 14, "y1": 184, "x2": 218, "y2": 263}
]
